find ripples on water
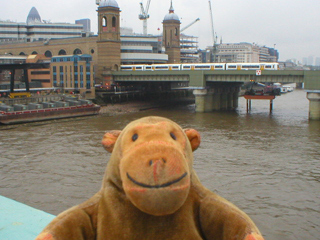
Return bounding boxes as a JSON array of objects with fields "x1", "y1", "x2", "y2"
[{"x1": 0, "y1": 89, "x2": 319, "y2": 240}]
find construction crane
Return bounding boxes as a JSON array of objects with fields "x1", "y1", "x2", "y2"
[
  {"x1": 181, "y1": 18, "x2": 200, "y2": 32},
  {"x1": 208, "y1": 0, "x2": 216, "y2": 46},
  {"x1": 139, "y1": 0, "x2": 152, "y2": 35},
  {"x1": 208, "y1": 0, "x2": 217, "y2": 62}
]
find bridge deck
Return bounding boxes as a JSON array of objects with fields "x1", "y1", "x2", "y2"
[{"x1": 112, "y1": 70, "x2": 318, "y2": 89}]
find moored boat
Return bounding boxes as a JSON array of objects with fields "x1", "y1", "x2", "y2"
[{"x1": 0, "y1": 103, "x2": 100, "y2": 125}]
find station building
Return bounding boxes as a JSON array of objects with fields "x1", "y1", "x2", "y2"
[
  {"x1": 0, "y1": 0, "x2": 182, "y2": 82},
  {"x1": 0, "y1": 0, "x2": 185, "y2": 97},
  {"x1": 0, "y1": 7, "x2": 84, "y2": 43}
]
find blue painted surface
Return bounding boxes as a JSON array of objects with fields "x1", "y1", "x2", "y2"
[{"x1": 0, "y1": 195, "x2": 55, "y2": 240}]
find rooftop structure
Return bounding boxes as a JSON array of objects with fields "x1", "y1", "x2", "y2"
[
  {"x1": 99, "y1": 0, "x2": 119, "y2": 8},
  {"x1": 163, "y1": 0, "x2": 180, "y2": 21},
  {"x1": 26, "y1": 7, "x2": 42, "y2": 25},
  {"x1": 0, "y1": 7, "x2": 84, "y2": 42}
]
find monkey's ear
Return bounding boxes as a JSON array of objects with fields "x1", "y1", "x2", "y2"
[
  {"x1": 101, "y1": 130, "x2": 121, "y2": 153},
  {"x1": 184, "y1": 128, "x2": 201, "y2": 151}
]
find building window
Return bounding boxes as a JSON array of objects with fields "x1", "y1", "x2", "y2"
[
  {"x1": 45, "y1": 50, "x2": 52, "y2": 58},
  {"x1": 32, "y1": 51, "x2": 38, "y2": 55},
  {"x1": 102, "y1": 17, "x2": 107, "y2": 27},
  {"x1": 53, "y1": 75, "x2": 57, "y2": 87},
  {"x1": 74, "y1": 74, "x2": 78, "y2": 88},
  {"x1": 86, "y1": 75, "x2": 91, "y2": 89},
  {"x1": 58, "y1": 49, "x2": 67, "y2": 55},
  {"x1": 73, "y1": 48, "x2": 82, "y2": 55},
  {"x1": 112, "y1": 16, "x2": 116, "y2": 28},
  {"x1": 102, "y1": 17, "x2": 107, "y2": 32}
]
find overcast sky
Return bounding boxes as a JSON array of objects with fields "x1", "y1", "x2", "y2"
[{"x1": 1, "y1": 0, "x2": 319, "y2": 63}]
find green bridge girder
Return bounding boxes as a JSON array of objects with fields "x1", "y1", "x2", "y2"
[{"x1": 112, "y1": 70, "x2": 320, "y2": 91}]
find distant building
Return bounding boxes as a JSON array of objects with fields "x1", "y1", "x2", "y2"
[
  {"x1": 308, "y1": 56, "x2": 314, "y2": 66},
  {"x1": 0, "y1": 7, "x2": 83, "y2": 43},
  {"x1": 26, "y1": 54, "x2": 51, "y2": 88},
  {"x1": 200, "y1": 42, "x2": 279, "y2": 63},
  {"x1": 180, "y1": 34, "x2": 199, "y2": 63},
  {"x1": 216, "y1": 43, "x2": 260, "y2": 62},
  {"x1": 120, "y1": 32, "x2": 168, "y2": 64},
  {"x1": 51, "y1": 54, "x2": 95, "y2": 98},
  {"x1": 302, "y1": 57, "x2": 308, "y2": 65},
  {"x1": 0, "y1": 55, "x2": 27, "y2": 83},
  {"x1": 75, "y1": 19, "x2": 91, "y2": 33}
]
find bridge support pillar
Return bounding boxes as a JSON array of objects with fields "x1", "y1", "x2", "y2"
[
  {"x1": 227, "y1": 88, "x2": 234, "y2": 110},
  {"x1": 193, "y1": 89, "x2": 214, "y2": 112},
  {"x1": 220, "y1": 89, "x2": 229, "y2": 110},
  {"x1": 193, "y1": 87, "x2": 240, "y2": 112},
  {"x1": 212, "y1": 90, "x2": 221, "y2": 110},
  {"x1": 307, "y1": 91, "x2": 320, "y2": 120},
  {"x1": 233, "y1": 87, "x2": 240, "y2": 109}
]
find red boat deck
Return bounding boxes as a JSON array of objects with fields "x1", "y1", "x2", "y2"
[{"x1": 0, "y1": 104, "x2": 100, "y2": 124}]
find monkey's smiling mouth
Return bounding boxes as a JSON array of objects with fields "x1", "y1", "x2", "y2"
[{"x1": 126, "y1": 172, "x2": 188, "y2": 189}]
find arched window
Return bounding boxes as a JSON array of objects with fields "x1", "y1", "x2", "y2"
[
  {"x1": 58, "y1": 49, "x2": 67, "y2": 55},
  {"x1": 102, "y1": 17, "x2": 107, "y2": 27},
  {"x1": 73, "y1": 48, "x2": 82, "y2": 55},
  {"x1": 45, "y1": 50, "x2": 52, "y2": 58},
  {"x1": 19, "y1": 52, "x2": 26, "y2": 56},
  {"x1": 31, "y1": 51, "x2": 38, "y2": 55},
  {"x1": 102, "y1": 17, "x2": 107, "y2": 32},
  {"x1": 175, "y1": 28, "x2": 178, "y2": 36},
  {"x1": 112, "y1": 16, "x2": 116, "y2": 28}
]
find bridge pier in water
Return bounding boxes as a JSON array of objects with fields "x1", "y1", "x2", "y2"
[
  {"x1": 307, "y1": 91, "x2": 320, "y2": 120},
  {"x1": 193, "y1": 86, "x2": 240, "y2": 112}
]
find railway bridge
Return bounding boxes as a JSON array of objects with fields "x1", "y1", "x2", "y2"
[{"x1": 112, "y1": 70, "x2": 320, "y2": 120}]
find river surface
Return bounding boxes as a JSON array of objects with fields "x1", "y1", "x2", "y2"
[{"x1": 0, "y1": 89, "x2": 319, "y2": 240}]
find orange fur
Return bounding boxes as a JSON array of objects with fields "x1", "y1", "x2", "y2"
[{"x1": 36, "y1": 116, "x2": 264, "y2": 240}]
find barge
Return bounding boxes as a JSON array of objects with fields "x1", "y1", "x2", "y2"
[{"x1": 0, "y1": 101, "x2": 100, "y2": 125}]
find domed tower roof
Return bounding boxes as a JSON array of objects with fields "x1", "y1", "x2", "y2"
[
  {"x1": 163, "y1": 0, "x2": 180, "y2": 21},
  {"x1": 26, "y1": 7, "x2": 42, "y2": 24},
  {"x1": 99, "y1": 0, "x2": 119, "y2": 8}
]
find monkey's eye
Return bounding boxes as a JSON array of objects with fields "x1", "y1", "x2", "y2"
[
  {"x1": 132, "y1": 133, "x2": 138, "y2": 141},
  {"x1": 170, "y1": 132, "x2": 177, "y2": 140}
]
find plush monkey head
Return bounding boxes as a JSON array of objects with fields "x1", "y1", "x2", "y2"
[{"x1": 102, "y1": 116, "x2": 200, "y2": 216}]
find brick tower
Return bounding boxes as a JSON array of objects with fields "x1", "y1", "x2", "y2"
[
  {"x1": 162, "y1": 0, "x2": 181, "y2": 64},
  {"x1": 96, "y1": 0, "x2": 121, "y2": 84}
]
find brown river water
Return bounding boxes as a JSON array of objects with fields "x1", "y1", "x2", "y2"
[{"x1": 0, "y1": 89, "x2": 319, "y2": 240}]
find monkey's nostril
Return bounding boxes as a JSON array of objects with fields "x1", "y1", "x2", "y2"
[
  {"x1": 149, "y1": 160, "x2": 153, "y2": 166},
  {"x1": 162, "y1": 158, "x2": 167, "y2": 163}
]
